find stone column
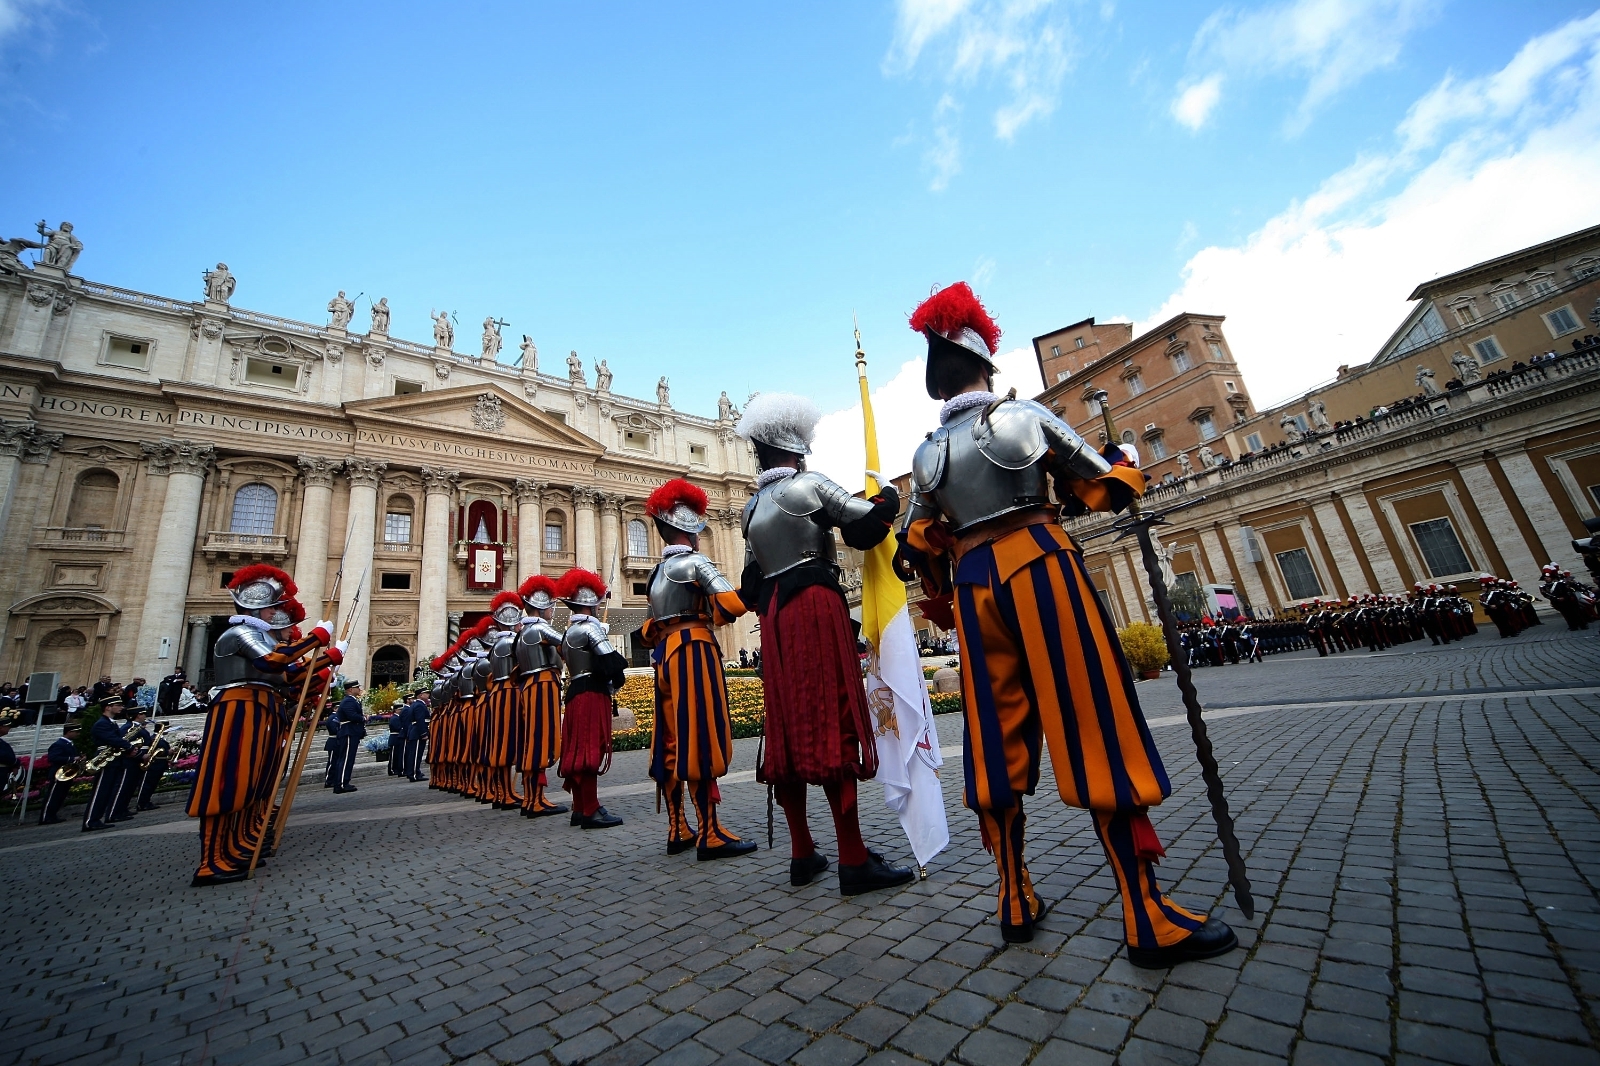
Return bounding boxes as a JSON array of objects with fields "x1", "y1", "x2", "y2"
[
  {"x1": 417, "y1": 467, "x2": 459, "y2": 660},
  {"x1": 573, "y1": 486, "x2": 598, "y2": 572},
  {"x1": 1497, "y1": 449, "x2": 1580, "y2": 568},
  {"x1": 183, "y1": 616, "x2": 210, "y2": 681},
  {"x1": 338, "y1": 457, "x2": 387, "y2": 685},
  {"x1": 294, "y1": 456, "x2": 340, "y2": 614},
  {"x1": 0, "y1": 421, "x2": 61, "y2": 547},
  {"x1": 1337, "y1": 493, "x2": 1406, "y2": 591},
  {"x1": 1456, "y1": 458, "x2": 1542, "y2": 588},
  {"x1": 598, "y1": 493, "x2": 622, "y2": 594},
  {"x1": 514, "y1": 479, "x2": 544, "y2": 584},
  {"x1": 1310, "y1": 496, "x2": 1364, "y2": 597},
  {"x1": 1109, "y1": 552, "x2": 1148, "y2": 624},
  {"x1": 134, "y1": 440, "x2": 214, "y2": 678}
]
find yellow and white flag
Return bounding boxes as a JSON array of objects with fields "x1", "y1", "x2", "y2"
[{"x1": 858, "y1": 349, "x2": 949, "y2": 868}]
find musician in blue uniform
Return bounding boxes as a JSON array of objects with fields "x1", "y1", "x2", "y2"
[
  {"x1": 82, "y1": 698, "x2": 132, "y2": 831},
  {"x1": 402, "y1": 693, "x2": 430, "y2": 782},
  {"x1": 38, "y1": 722, "x2": 82, "y2": 824},
  {"x1": 330, "y1": 681, "x2": 367, "y2": 794}
]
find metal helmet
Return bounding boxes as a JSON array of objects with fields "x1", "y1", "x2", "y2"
[
  {"x1": 735, "y1": 393, "x2": 820, "y2": 457},
  {"x1": 227, "y1": 564, "x2": 294, "y2": 612},
  {"x1": 556, "y1": 568, "x2": 607, "y2": 611},
  {"x1": 489, "y1": 590, "x2": 524, "y2": 627},
  {"x1": 910, "y1": 282, "x2": 1002, "y2": 400},
  {"x1": 520, "y1": 574, "x2": 558, "y2": 612},
  {"x1": 646, "y1": 478, "x2": 709, "y2": 535}
]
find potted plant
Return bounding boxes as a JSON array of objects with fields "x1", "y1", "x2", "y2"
[{"x1": 1117, "y1": 622, "x2": 1170, "y2": 680}]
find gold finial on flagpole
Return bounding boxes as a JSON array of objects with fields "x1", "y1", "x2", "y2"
[{"x1": 854, "y1": 311, "x2": 868, "y2": 379}]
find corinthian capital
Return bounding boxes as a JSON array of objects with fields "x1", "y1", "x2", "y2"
[
  {"x1": 298, "y1": 454, "x2": 341, "y2": 488},
  {"x1": 598, "y1": 493, "x2": 624, "y2": 517},
  {"x1": 421, "y1": 466, "x2": 460, "y2": 495},
  {"x1": 513, "y1": 478, "x2": 545, "y2": 505},
  {"x1": 142, "y1": 438, "x2": 214, "y2": 477},
  {"x1": 571, "y1": 485, "x2": 597, "y2": 507},
  {"x1": 342, "y1": 456, "x2": 388, "y2": 488},
  {"x1": 1, "y1": 420, "x2": 61, "y2": 464}
]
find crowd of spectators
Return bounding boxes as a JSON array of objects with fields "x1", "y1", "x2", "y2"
[{"x1": 0, "y1": 669, "x2": 208, "y2": 723}]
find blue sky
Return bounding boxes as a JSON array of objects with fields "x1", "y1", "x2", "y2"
[{"x1": 4, "y1": 1, "x2": 1599, "y2": 481}]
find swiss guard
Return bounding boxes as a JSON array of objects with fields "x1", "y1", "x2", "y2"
[
  {"x1": 641, "y1": 478, "x2": 757, "y2": 860},
  {"x1": 190, "y1": 565, "x2": 342, "y2": 886},
  {"x1": 485, "y1": 592, "x2": 527, "y2": 810},
  {"x1": 735, "y1": 394, "x2": 915, "y2": 895},
  {"x1": 895, "y1": 282, "x2": 1237, "y2": 962},
  {"x1": 516, "y1": 574, "x2": 567, "y2": 817},
  {"x1": 556, "y1": 569, "x2": 627, "y2": 829}
]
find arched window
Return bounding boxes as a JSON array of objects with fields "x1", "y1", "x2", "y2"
[
  {"x1": 230, "y1": 483, "x2": 278, "y2": 535},
  {"x1": 66, "y1": 469, "x2": 120, "y2": 532},
  {"x1": 384, "y1": 493, "x2": 415, "y2": 544},
  {"x1": 627, "y1": 519, "x2": 649, "y2": 557},
  {"x1": 543, "y1": 509, "x2": 565, "y2": 553},
  {"x1": 370, "y1": 645, "x2": 411, "y2": 688},
  {"x1": 34, "y1": 628, "x2": 87, "y2": 686},
  {"x1": 466, "y1": 499, "x2": 499, "y2": 544}
]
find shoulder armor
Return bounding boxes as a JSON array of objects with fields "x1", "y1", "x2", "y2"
[
  {"x1": 662, "y1": 552, "x2": 735, "y2": 593},
  {"x1": 971, "y1": 399, "x2": 1050, "y2": 471},
  {"x1": 912, "y1": 428, "x2": 949, "y2": 493},
  {"x1": 772, "y1": 470, "x2": 825, "y2": 517},
  {"x1": 215, "y1": 623, "x2": 278, "y2": 662},
  {"x1": 741, "y1": 496, "x2": 757, "y2": 538}
]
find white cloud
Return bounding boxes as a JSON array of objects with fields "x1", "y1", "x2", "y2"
[
  {"x1": 809, "y1": 345, "x2": 1045, "y2": 485},
  {"x1": 0, "y1": 0, "x2": 52, "y2": 45},
  {"x1": 887, "y1": 0, "x2": 1075, "y2": 188},
  {"x1": 1176, "y1": 0, "x2": 1437, "y2": 132},
  {"x1": 1171, "y1": 73, "x2": 1223, "y2": 130},
  {"x1": 1144, "y1": 10, "x2": 1600, "y2": 408}
]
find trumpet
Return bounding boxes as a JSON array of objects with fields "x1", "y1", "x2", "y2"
[{"x1": 54, "y1": 745, "x2": 117, "y2": 783}]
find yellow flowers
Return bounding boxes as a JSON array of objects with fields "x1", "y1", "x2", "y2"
[{"x1": 1116, "y1": 622, "x2": 1170, "y2": 675}]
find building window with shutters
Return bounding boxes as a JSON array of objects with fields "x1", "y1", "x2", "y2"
[
  {"x1": 1409, "y1": 517, "x2": 1472, "y2": 577},
  {"x1": 1544, "y1": 305, "x2": 1582, "y2": 337},
  {"x1": 1126, "y1": 372, "x2": 1144, "y2": 397},
  {"x1": 1148, "y1": 437, "x2": 1168, "y2": 460},
  {"x1": 1172, "y1": 349, "x2": 1192, "y2": 373},
  {"x1": 1472, "y1": 336, "x2": 1506, "y2": 364},
  {"x1": 229, "y1": 484, "x2": 278, "y2": 535},
  {"x1": 1195, "y1": 414, "x2": 1216, "y2": 441},
  {"x1": 544, "y1": 510, "x2": 565, "y2": 553},
  {"x1": 1275, "y1": 547, "x2": 1323, "y2": 600}
]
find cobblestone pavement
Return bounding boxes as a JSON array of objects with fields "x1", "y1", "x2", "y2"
[{"x1": 5, "y1": 624, "x2": 1600, "y2": 1066}]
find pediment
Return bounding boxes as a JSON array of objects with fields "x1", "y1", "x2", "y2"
[{"x1": 344, "y1": 383, "x2": 602, "y2": 454}]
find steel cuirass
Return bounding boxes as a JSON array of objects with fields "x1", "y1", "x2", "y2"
[
  {"x1": 647, "y1": 552, "x2": 734, "y2": 622},
  {"x1": 489, "y1": 631, "x2": 516, "y2": 681},
  {"x1": 906, "y1": 400, "x2": 1112, "y2": 534},
  {"x1": 471, "y1": 655, "x2": 492, "y2": 690},
  {"x1": 456, "y1": 660, "x2": 480, "y2": 698},
  {"x1": 515, "y1": 620, "x2": 563, "y2": 675},
  {"x1": 211, "y1": 623, "x2": 285, "y2": 688},
  {"x1": 742, "y1": 470, "x2": 875, "y2": 577},
  {"x1": 561, "y1": 616, "x2": 615, "y2": 684}
]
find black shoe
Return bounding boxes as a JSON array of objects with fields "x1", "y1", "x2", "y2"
[
  {"x1": 838, "y1": 851, "x2": 915, "y2": 896},
  {"x1": 137, "y1": 803, "x2": 156, "y2": 811},
  {"x1": 528, "y1": 802, "x2": 568, "y2": 817},
  {"x1": 341, "y1": 785, "x2": 358, "y2": 793},
  {"x1": 667, "y1": 838, "x2": 696, "y2": 855},
  {"x1": 1001, "y1": 898, "x2": 1053, "y2": 945},
  {"x1": 790, "y1": 851, "x2": 830, "y2": 886},
  {"x1": 698, "y1": 840, "x2": 758, "y2": 861},
  {"x1": 40, "y1": 816, "x2": 62, "y2": 825},
  {"x1": 570, "y1": 810, "x2": 583, "y2": 827},
  {"x1": 82, "y1": 822, "x2": 109, "y2": 832},
  {"x1": 190, "y1": 869, "x2": 249, "y2": 888},
  {"x1": 323, "y1": 782, "x2": 334, "y2": 788},
  {"x1": 1125, "y1": 918, "x2": 1239, "y2": 969},
  {"x1": 580, "y1": 806, "x2": 623, "y2": 829}
]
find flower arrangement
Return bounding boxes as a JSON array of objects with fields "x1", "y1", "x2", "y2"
[
  {"x1": 363, "y1": 734, "x2": 392, "y2": 754},
  {"x1": 1116, "y1": 622, "x2": 1170, "y2": 676}
]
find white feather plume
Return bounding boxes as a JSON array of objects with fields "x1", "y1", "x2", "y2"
[{"x1": 735, "y1": 392, "x2": 822, "y2": 448}]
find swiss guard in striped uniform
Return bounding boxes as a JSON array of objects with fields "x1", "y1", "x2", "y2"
[
  {"x1": 735, "y1": 394, "x2": 915, "y2": 896},
  {"x1": 896, "y1": 282, "x2": 1237, "y2": 962},
  {"x1": 557, "y1": 568, "x2": 627, "y2": 829},
  {"x1": 189, "y1": 565, "x2": 343, "y2": 887},
  {"x1": 641, "y1": 478, "x2": 757, "y2": 860},
  {"x1": 516, "y1": 575, "x2": 567, "y2": 817},
  {"x1": 485, "y1": 594, "x2": 527, "y2": 810}
]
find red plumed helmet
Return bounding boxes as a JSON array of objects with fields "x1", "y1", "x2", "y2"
[
  {"x1": 429, "y1": 654, "x2": 448, "y2": 671},
  {"x1": 227, "y1": 563, "x2": 296, "y2": 611},
  {"x1": 519, "y1": 574, "x2": 558, "y2": 610},
  {"x1": 910, "y1": 282, "x2": 1002, "y2": 399},
  {"x1": 646, "y1": 478, "x2": 709, "y2": 534},
  {"x1": 489, "y1": 590, "x2": 524, "y2": 625},
  {"x1": 557, "y1": 568, "x2": 608, "y2": 609},
  {"x1": 282, "y1": 598, "x2": 307, "y2": 625}
]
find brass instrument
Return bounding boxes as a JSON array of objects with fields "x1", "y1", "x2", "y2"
[
  {"x1": 134, "y1": 721, "x2": 171, "y2": 767},
  {"x1": 54, "y1": 745, "x2": 117, "y2": 783}
]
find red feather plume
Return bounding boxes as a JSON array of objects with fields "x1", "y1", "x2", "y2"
[
  {"x1": 468, "y1": 617, "x2": 494, "y2": 639},
  {"x1": 282, "y1": 598, "x2": 307, "y2": 625},
  {"x1": 519, "y1": 574, "x2": 557, "y2": 600},
  {"x1": 556, "y1": 567, "x2": 608, "y2": 603},
  {"x1": 285, "y1": 626, "x2": 302, "y2": 643},
  {"x1": 909, "y1": 282, "x2": 1001, "y2": 355},
  {"x1": 489, "y1": 590, "x2": 523, "y2": 614},
  {"x1": 646, "y1": 478, "x2": 708, "y2": 520},
  {"x1": 229, "y1": 563, "x2": 298, "y2": 597},
  {"x1": 429, "y1": 654, "x2": 447, "y2": 671}
]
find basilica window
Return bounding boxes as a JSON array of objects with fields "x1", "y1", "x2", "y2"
[
  {"x1": 1409, "y1": 517, "x2": 1472, "y2": 577},
  {"x1": 229, "y1": 483, "x2": 278, "y2": 536},
  {"x1": 66, "y1": 469, "x2": 119, "y2": 534},
  {"x1": 544, "y1": 511, "x2": 565, "y2": 553},
  {"x1": 627, "y1": 519, "x2": 649, "y2": 557},
  {"x1": 466, "y1": 500, "x2": 499, "y2": 544},
  {"x1": 384, "y1": 495, "x2": 414, "y2": 544}
]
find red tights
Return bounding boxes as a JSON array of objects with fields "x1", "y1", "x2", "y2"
[{"x1": 774, "y1": 779, "x2": 868, "y2": 866}]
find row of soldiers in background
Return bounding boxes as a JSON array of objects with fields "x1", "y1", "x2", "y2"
[
  {"x1": 1176, "y1": 620, "x2": 1302, "y2": 667},
  {"x1": 1540, "y1": 563, "x2": 1598, "y2": 631},
  {"x1": 1477, "y1": 576, "x2": 1541, "y2": 639},
  {"x1": 1300, "y1": 587, "x2": 1480, "y2": 654}
]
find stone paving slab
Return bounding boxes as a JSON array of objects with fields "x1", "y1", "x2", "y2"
[{"x1": 4, "y1": 625, "x2": 1600, "y2": 1066}]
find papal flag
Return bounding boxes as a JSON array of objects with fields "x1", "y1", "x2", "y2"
[{"x1": 855, "y1": 330, "x2": 950, "y2": 869}]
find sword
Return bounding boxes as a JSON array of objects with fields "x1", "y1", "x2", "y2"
[{"x1": 1090, "y1": 389, "x2": 1255, "y2": 919}]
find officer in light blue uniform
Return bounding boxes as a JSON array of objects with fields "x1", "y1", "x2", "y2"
[{"x1": 330, "y1": 681, "x2": 366, "y2": 794}]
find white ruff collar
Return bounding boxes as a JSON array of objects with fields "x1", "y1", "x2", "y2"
[
  {"x1": 940, "y1": 391, "x2": 998, "y2": 424},
  {"x1": 662, "y1": 544, "x2": 693, "y2": 557},
  {"x1": 756, "y1": 466, "x2": 797, "y2": 489},
  {"x1": 229, "y1": 615, "x2": 272, "y2": 630}
]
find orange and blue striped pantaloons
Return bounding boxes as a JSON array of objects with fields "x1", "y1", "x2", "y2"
[
  {"x1": 649, "y1": 624, "x2": 742, "y2": 847},
  {"x1": 954, "y1": 522, "x2": 1202, "y2": 946},
  {"x1": 186, "y1": 686, "x2": 281, "y2": 878},
  {"x1": 518, "y1": 671, "x2": 562, "y2": 811}
]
